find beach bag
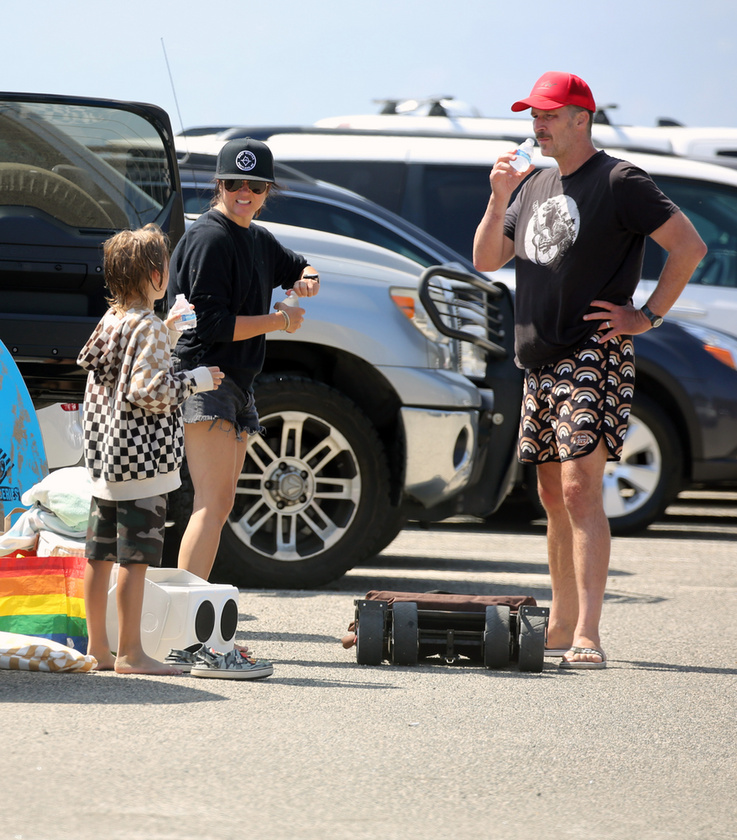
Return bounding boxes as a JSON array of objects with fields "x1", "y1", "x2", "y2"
[{"x1": 0, "y1": 554, "x2": 88, "y2": 652}]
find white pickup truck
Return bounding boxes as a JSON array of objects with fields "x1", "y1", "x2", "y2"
[{"x1": 166, "y1": 223, "x2": 521, "y2": 588}]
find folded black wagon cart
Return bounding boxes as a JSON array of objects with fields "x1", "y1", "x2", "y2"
[{"x1": 352, "y1": 591, "x2": 550, "y2": 672}]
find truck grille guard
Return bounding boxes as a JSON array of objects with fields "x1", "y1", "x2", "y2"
[{"x1": 418, "y1": 265, "x2": 509, "y2": 361}]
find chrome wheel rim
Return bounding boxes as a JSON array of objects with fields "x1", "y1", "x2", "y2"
[
  {"x1": 602, "y1": 413, "x2": 662, "y2": 519},
  {"x1": 228, "y1": 409, "x2": 362, "y2": 561}
]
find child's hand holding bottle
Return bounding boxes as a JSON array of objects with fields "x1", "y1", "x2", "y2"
[{"x1": 167, "y1": 294, "x2": 197, "y2": 331}]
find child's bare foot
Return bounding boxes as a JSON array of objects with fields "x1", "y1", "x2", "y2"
[
  {"x1": 114, "y1": 653, "x2": 183, "y2": 675},
  {"x1": 88, "y1": 648, "x2": 116, "y2": 671}
]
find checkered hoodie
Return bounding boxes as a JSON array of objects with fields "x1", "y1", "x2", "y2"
[{"x1": 78, "y1": 307, "x2": 212, "y2": 489}]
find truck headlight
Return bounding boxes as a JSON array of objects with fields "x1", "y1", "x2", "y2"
[
  {"x1": 390, "y1": 288, "x2": 457, "y2": 371},
  {"x1": 678, "y1": 322, "x2": 737, "y2": 369}
]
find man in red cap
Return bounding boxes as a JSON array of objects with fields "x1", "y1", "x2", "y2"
[{"x1": 473, "y1": 72, "x2": 706, "y2": 669}]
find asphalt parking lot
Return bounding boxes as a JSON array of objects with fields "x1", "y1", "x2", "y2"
[{"x1": 2, "y1": 491, "x2": 736, "y2": 840}]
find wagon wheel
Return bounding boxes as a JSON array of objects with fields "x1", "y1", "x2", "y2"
[
  {"x1": 355, "y1": 602, "x2": 385, "y2": 666},
  {"x1": 517, "y1": 611, "x2": 546, "y2": 673},
  {"x1": 390, "y1": 602, "x2": 418, "y2": 666},
  {"x1": 483, "y1": 605, "x2": 511, "y2": 669}
]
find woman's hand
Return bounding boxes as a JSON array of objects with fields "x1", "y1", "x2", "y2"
[
  {"x1": 208, "y1": 366, "x2": 225, "y2": 389},
  {"x1": 292, "y1": 266, "x2": 321, "y2": 298},
  {"x1": 273, "y1": 299, "x2": 305, "y2": 333}
]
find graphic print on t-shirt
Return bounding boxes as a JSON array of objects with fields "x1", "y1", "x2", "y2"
[{"x1": 524, "y1": 195, "x2": 580, "y2": 267}]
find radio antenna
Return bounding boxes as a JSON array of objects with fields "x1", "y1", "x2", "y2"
[{"x1": 161, "y1": 38, "x2": 186, "y2": 137}]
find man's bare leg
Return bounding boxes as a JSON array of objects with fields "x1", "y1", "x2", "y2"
[
  {"x1": 537, "y1": 439, "x2": 610, "y2": 663},
  {"x1": 559, "y1": 439, "x2": 610, "y2": 664},
  {"x1": 537, "y1": 462, "x2": 577, "y2": 652}
]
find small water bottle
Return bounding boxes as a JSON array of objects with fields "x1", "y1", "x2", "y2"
[
  {"x1": 280, "y1": 290, "x2": 300, "y2": 308},
  {"x1": 277, "y1": 290, "x2": 301, "y2": 331},
  {"x1": 510, "y1": 138, "x2": 535, "y2": 173},
  {"x1": 171, "y1": 294, "x2": 197, "y2": 331}
]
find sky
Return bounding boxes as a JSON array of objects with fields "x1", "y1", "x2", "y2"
[{"x1": 3, "y1": 0, "x2": 737, "y2": 134}]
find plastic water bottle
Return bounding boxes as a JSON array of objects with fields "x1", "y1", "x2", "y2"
[
  {"x1": 171, "y1": 294, "x2": 197, "y2": 331},
  {"x1": 510, "y1": 138, "x2": 535, "y2": 173},
  {"x1": 280, "y1": 290, "x2": 300, "y2": 308},
  {"x1": 277, "y1": 290, "x2": 301, "y2": 331}
]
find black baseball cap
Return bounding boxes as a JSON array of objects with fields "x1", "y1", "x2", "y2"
[{"x1": 215, "y1": 138, "x2": 275, "y2": 183}]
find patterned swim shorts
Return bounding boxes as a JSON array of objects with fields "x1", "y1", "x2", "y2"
[
  {"x1": 517, "y1": 332, "x2": 635, "y2": 464},
  {"x1": 85, "y1": 495, "x2": 167, "y2": 566}
]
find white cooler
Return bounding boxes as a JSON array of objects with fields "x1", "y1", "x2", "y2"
[{"x1": 105, "y1": 567, "x2": 239, "y2": 661}]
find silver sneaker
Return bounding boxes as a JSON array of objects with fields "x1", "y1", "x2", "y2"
[
  {"x1": 164, "y1": 643, "x2": 203, "y2": 673},
  {"x1": 190, "y1": 646, "x2": 274, "y2": 680}
]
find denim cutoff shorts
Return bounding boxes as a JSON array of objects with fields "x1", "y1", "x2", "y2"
[{"x1": 181, "y1": 374, "x2": 262, "y2": 441}]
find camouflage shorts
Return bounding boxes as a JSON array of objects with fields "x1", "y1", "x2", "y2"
[{"x1": 85, "y1": 495, "x2": 167, "y2": 566}]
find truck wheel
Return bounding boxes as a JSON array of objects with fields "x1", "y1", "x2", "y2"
[
  {"x1": 605, "y1": 393, "x2": 682, "y2": 535},
  {"x1": 213, "y1": 375, "x2": 397, "y2": 588},
  {"x1": 518, "y1": 393, "x2": 682, "y2": 536}
]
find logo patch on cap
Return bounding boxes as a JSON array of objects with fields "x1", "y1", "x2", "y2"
[{"x1": 235, "y1": 150, "x2": 257, "y2": 172}]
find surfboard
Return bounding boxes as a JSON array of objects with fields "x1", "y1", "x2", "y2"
[{"x1": 0, "y1": 340, "x2": 48, "y2": 526}]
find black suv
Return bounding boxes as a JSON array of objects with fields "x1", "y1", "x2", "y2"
[{"x1": 0, "y1": 92, "x2": 184, "y2": 404}]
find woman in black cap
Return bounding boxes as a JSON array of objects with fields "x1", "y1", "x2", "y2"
[{"x1": 167, "y1": 137, "x2": 320, "y2": 582}]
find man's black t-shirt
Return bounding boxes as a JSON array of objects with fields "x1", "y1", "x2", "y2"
[
  {"x1": 168, "y1": 210, "x2": 307, "y2": 391},
  {"x1": 504, "y1": 151, "x2": 678, "y2": 369}
]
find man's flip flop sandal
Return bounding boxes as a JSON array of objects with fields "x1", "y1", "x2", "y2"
[{"x1": 558, "y1": 646, "x2": 607, "y2": 670}]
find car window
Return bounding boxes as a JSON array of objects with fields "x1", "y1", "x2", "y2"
[
  {"x1": 183, "y1": 184, "x2": 213, "y2": 215},
  {"x1": 407, "y1": 165, "x2": 493, "y2": 261},
  {"x1": 645, "y1": 176, "x2": 737, "y2": 288},
  {"x1": 277, "y1": 160, "x2": 407, "y2": 216},
  {"x1": 0, "y1": 99, "x2": 173, "y2": 230},
  {"x1": 259, "y1": 195, "x2": 436, "y2": 267}
]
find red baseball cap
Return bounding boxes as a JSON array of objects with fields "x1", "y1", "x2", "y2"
[{"x1": 511, "y1": 72, "x2": 596, "y2": 112}]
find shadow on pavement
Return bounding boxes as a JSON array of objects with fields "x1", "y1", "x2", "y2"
[
  {"x1": 0, "y1": 671, "x2": 228, "y2": 704},
  {"x1": 264, "y1": 658, "x2": 557, "y2": 680},
  {"x1": 630, "y1": 525, "x2": 737, "y2": 541},
  {"x1": 616, "y1": 659, "x2": 737, "y2": 676}
]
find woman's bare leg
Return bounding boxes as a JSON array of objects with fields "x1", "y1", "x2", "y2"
[{"x1": 177, "y1": 420, "x2": 248, "y2": 580}]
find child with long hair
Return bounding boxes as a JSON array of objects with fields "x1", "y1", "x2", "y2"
[{"x1": 78, "y1": 224, "x2": 223, "y2": 674}]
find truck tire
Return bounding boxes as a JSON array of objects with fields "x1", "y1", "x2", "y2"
[
  {"x1": 520, "y1": 393, "x2": 682, "y2": 535},
  {"x1": 213, "y1": 374, "x2": 398, "y2": 588},
  {"x1": 604, "y1": 393, "x2": 682, "y2": 535}
]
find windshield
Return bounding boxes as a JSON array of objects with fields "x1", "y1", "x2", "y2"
[
  {"x1": 644, "y1": 176, "x2": 737, "y2": 288},
  {"x1": 0, "y1": 99, "x2": 172, "y2": 229}
]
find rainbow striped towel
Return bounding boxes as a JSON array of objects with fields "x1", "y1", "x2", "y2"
[{"x1": 0, "y1": 555, "x2": 87, "y2": 653}]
